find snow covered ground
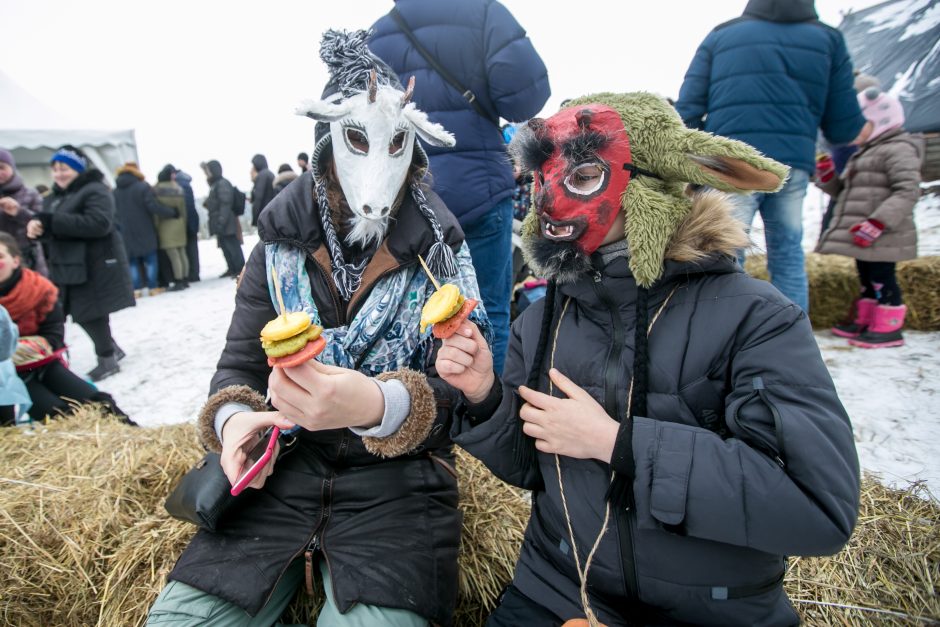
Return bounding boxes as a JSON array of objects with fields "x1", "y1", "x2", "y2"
[{"x1": 58, "y1": 192, "x2": 940, "y2": 499}]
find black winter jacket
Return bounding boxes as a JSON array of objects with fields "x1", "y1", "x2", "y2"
[
  {"x1": 170, "y1": 173, "x2": 470, "y2": 625},
  {"x1": 205, "y1": 176, "x2": 238, "y2": 238},
  {"x1": 37, "y1": 170, "x2": 134, "y2": 323},
  {"x1": 113, "y1": 171, "x2": 176, "y2": 258},
  {"x1": 453, "y1": 194, "x2": 859, "y2": 626}
]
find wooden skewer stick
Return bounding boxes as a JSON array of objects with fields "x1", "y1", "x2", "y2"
[
  {"x1": 417, "y1": 254, "x2": 442, "y2": 291},
  {"x1": 271, "y1": 266, "x2": 288, "y2": 319}
]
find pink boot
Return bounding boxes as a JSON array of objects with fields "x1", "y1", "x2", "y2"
[
  {"x1": 849, "y1": 304, "x2": 907, "y2": 348},
  {"x1": 831, "y1": 298, "x2": 877, "y2": 338}
]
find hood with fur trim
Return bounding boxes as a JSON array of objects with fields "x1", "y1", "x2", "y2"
[{"x1": 512, "y1": 92, "x2": 788, "y2": 287}]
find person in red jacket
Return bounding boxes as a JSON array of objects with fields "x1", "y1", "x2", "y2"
[{"x1": 0, "y1": 232, "x2": 132, "y2": 425}]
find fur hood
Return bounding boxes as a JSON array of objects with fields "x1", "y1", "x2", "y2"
[{"x1": 664, "y1": 190, "x2": 749, "y2": 263}]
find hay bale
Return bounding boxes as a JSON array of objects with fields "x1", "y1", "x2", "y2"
[
  {"x1": 744, "y1": 254, "x2": 940, "y2": 331},
  {"x1": 2, "y1": 410, "x2": 937, "y2": 625}
]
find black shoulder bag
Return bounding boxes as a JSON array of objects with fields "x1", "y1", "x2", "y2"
[
  {"x1": 164, "y1": 452, "x2": 232, "y2": 531},
  {"x1": 389, "y1": 7, "x2": 500, "y2": 126}
]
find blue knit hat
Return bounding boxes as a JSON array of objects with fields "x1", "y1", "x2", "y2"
[{"x1": 50, "y1": 147, "x2": 88, "y2": 173}]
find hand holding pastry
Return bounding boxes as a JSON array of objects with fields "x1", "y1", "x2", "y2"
[{"x1": 436, "y1": 321, "x2": 495, "y2": 403}]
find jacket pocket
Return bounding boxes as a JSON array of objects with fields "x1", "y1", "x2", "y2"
[
  {"x1": 649, "y1": 427, "x2": 695, "y2": 527},
  {"x1": 725, "y1": 377, "x2": 786, "y2": 468}
]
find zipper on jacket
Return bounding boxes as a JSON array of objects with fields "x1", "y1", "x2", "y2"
[
  {"x1": 310, "y1": 252, "x2": 346, "y2": 326},
  {"x1": 591, "y1": 270, "x2": 640, "y2": 603}
]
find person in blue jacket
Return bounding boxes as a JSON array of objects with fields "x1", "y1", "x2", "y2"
[
  {"x1": 675, "y1": 0, "x2": 866, "y2": 313},
  {"x1": 369, "y1": 0, "x2": 550, "y2": 373}
]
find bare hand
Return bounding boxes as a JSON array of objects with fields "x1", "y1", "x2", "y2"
[
  {"x1": 436, "y1": 321, "x2": 495, "y2": 403},
  {"x1": 518, "y1": 368, "x2": 619, "y2": 462},
  {"x1": 220, "y1": 410, "x2": 296, "y2": 489},
  {"x1": 26, "y1": 219, "x2": 44, "y2": 239},
  {"x1": 268, "y1": 360, "x2": 385, "y2": 431},
  {"x1": 0, "y1": 197, "x2": 19, "y2": 216}
]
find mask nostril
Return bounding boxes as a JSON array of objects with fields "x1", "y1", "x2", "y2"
[
  {"x1": 381, "y1": 206, "x2": 389, "y2": 216},
  {"x1": 363, "y1": 205, "x2": 373, "y2": 215}
]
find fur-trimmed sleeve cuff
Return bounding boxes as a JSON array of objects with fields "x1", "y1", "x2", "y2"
[
  {"x1": 196, "y1": 385, "x2": 268, "y2": 452},
  {"x1": 362, "y1": 369, "x2": 435, "y2": 458}
]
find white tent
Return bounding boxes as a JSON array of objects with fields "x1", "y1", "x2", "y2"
[{"x1": 0, "y1": 70, "x2": 138, "y2": 188}]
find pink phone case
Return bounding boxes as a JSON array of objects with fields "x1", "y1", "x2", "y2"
[{"x1": 230, "y1": 426, "x2": 280, "y2": 496}]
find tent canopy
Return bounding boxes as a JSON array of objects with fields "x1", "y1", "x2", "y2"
[
  {"x1": 0, "y1": 70, "x2": 138, "y2": 188},
  {"x1": 839, "y1": 0, "x2": 940, "y2": 134}
]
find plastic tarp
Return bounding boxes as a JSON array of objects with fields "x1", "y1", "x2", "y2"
[
  {"x1": 839, "y1": 0, "x2": 940, "y2": 134},
  {"x1": 0, "y1": 70, "x2": 138, "y2": 188}
]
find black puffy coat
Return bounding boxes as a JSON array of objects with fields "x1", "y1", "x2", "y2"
[
  {"x1": 454, "y1": 195, "x2": 859, "y2": 626},
  {"x1": 38, "y1": 170, "x2": 134, "y2": 323},
  {"x1": 204, "y1": 175, "x2": 238, "y2": 238},
  {"x1": 169, "y1": 173, "x2": 469, "y2": 625},
  {"x1": 113, "y1": 171, "x2": 176, "y2": 258}
]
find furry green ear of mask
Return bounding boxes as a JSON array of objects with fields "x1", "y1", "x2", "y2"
[{"x1": 513, "y1": 91, "x2": 789, "y2": 287}]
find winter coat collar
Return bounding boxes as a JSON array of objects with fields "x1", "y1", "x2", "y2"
[
  {"x1": 52, "y1": 169, "x2": 105, "y2": 195},
  {"x1": 857, "y1": 128, "x2": 925, "y2": 160},
  {"x1": 115, "y1": 171, "x2": 142, "y2": 188},
  {"x1": 743, "y1": 0, "x2": 818, "y2": 22}
]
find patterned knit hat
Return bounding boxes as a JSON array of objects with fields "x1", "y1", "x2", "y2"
[{"x1": 297, "y1": 29, "x2": 459, "y2": 299}]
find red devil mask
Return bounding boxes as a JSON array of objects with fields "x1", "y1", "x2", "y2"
[{"x1": 527, "y1": 105, "x2": 635, "y2": 255}]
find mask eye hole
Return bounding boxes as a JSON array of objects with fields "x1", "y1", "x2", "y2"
[
  {"x1": 389, "y1": 131, "x2": 406, "y2": 156},
  {"x1": 564, "y1": 163, "x2": 606, "y2": 195},
  {"x1": 344, "y1": 127, "x2": 369, "y2": 154}
]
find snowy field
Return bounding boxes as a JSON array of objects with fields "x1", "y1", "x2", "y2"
[{"x1": 58, "y1": 191, "x2": 940, "y2": 499}]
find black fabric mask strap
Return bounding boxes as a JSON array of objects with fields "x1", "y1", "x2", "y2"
[{"x1": 623, "y1": 162, "x2": 661, "y2": 180}]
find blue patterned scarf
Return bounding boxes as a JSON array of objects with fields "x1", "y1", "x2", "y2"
[{"x1": 264, "y1": 241, "x2": 491, "y2": 376}]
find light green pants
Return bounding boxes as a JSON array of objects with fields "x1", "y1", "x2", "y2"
[
  {"x1": 146, "y1": 560, "x2": 427, "y2": 626},
  {"x1": 164, "y1": 247, "x2": 189, "y2": 282}
]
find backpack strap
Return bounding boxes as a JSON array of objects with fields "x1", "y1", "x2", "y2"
[{"x1": 389, "y1": 7, "x2": 500, "y2": 126}]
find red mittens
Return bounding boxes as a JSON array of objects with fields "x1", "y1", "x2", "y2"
[
  {"x1": 815, "y1": 154, "x2": 836, "y2": 183},
  {"x1": 849, "y1": 219, "x2": 885, "y2": 248}
]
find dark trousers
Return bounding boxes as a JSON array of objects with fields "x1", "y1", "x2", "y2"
[
  {"x1": 857, "y1": 260, "x2": 901, "y2": 306},
  {"x1": 157, "y1": 249, "x2": 173, "y2": 287},
  {"x1": 218, "y1": 235, "x2": 245, "y2": 274},
  {"x1": 22, "y1": 360, "x2": 112, "y2": 420},
  {"x1": 78, "y1": 315, "x2": 115, "y2": 357},
  {"x1": 0, "y1": 405, "x2": 14, "y2": 427},
  {"x1": 185, "y1": 230, "x2": 201, "y2": 281}
]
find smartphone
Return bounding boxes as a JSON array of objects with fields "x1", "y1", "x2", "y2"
[{"x1": 230, "y1": 426, "x2": 280, "y2": 496}]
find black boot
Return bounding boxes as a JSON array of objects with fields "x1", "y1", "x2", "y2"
[
  {"x1": 91, "y1": 391, "x2": 137, "y2": 426},
  {"x1": 87, "y1": 355, "x2": 120, "y2": 382},
  {"x1": 113, "y1": 342, "x2": 126, "y2": 362}
]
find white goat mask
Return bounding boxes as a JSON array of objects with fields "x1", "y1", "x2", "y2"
[{"x1": 298, "y1": 75, "x2": 455, "y2": 247}]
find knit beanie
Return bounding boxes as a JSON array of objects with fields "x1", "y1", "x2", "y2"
[
  {"x1": 858, "y1": 88, "x2": 905, "y2": 142},
  {"x1": 50, "y1": 146, "x2": 88, "y2": 173},
  {"x1": 0, "y1": 149, "x2": 14, "y2": 168}
]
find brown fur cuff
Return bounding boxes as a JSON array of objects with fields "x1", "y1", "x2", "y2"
[
  {"x1": 196, "y1": 385, "x2": 268, "y2": 452},
  {"x1": 362, "y1": 369, "x2": 436, "y2": 458}
]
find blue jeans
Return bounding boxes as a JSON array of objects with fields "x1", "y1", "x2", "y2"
[
  {"x1": 463, "y1": 198, "x2": 513, "y2": 374},
  {"x1": 729, "y1": 169, "x2": 810, "y2": 312},
  {"x1": 128, "y1": 251, "x2": 159, "y2": 290}
]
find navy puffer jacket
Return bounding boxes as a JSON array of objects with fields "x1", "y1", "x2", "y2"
[
  {"x1": 369, "y1": 0, "x2": 550, "y2": 226},
  {"x1": 675, "y1": 0, "x2": 865, "y2": 174}
]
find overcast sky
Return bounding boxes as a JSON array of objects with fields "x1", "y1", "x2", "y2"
[{"x1": 4, "y1": 0, "x2": 870, "y2": 196}]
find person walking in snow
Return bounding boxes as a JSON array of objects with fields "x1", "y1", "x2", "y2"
[
  {"x1": 438, "y1": 93, "x2": 859, "y2": 625},
  {"x1": 26, "y1": 146, "x2": 134, "y2": 382},
  {"x1": 249, "y1": 153, "x2": 275, "y2": 226},
  {"x1": 201, "y1": 160, "x2": 244, "y2": 278},
  {"x1": 113, "y1": 162, "x2": 178, "y2": 297},
  {"x1": 153, "y1": 165, "x2": 190, "y2": 291},
  {"x1": 170, "y1": 167, "x2": 201, "y2": 282},
  {"x1": 147, "y1": 30, "x2": 489, "y2": 626},
  {"x1": 815, "y1": 88, "x2": 923, "y2": 348}
]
